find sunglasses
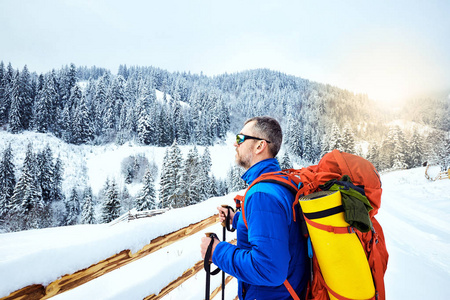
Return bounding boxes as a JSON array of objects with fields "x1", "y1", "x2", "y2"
[{"x1": 236, "y1": 134, "x2": 271, "y2": 145}]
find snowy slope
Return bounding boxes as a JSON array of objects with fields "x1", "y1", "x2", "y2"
[
  {"x1": 0, "y1": 131, "x2": 236, "y2": 198},
  {"x1": 1, "y1": 167, "x2": 449, "y2": 299}
]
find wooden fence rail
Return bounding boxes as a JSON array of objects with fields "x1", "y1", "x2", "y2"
[{"x1": 1, "y1": 214, "x2": 225, "y2": 300}]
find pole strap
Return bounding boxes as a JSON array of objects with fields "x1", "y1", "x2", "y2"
[{"x1": 204, "y1": 233, "x2": 221, "y2": 300}]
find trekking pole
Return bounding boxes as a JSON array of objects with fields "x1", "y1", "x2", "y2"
[
  {"x1": 204, "y1": 232, "x2": 220, "y2": 300},
  {"x1": 219, "y1": 205, "x2": 236, "y2": 300}
]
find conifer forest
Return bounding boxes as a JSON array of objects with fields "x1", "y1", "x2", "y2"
[{"x1": 0, "y1": 61, "x2": 449, "y2": 232}]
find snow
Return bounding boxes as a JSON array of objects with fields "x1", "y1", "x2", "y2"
[{"x1": 1, "y1": 131, "x2": 449, "y2": 299}]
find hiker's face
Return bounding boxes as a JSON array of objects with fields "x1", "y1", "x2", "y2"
[{"x1": 234, "y1": 121, "x2": 259, "y2": 170}]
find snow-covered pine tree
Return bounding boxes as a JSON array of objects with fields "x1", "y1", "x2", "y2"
[
  {"x1": 19, "y1": 65, "x2": 33, "y2": 130},
  {"x1": 102, "y1": 179, "x2": 121, "y2": 223},
  {"x1": 8, "y1": 70, "x2": 24, "y2": 134},
  {"x1": 81, "y1": 187, "x2": 95, "y2": 224},
  {"x1": 58, "y1": 63, "x2": 77, "y2": 108},
  {"x1": 380, "y1": 126, "x2": 397, "y2": 170},
  {"x1": 159, "y1": 149, "x2": 171, "y2": 209},
  {"x1": 367, "y1": 143, "x2": 382, "y2": 171},
  {"x1": 328, "y1": 123, "x2": 343, "y2": 152},
  {"x1": 408, "y1": 129, "x2": 424, "y2": 168},
  {"x1": 287, "y1": 118, "x2": 303, "y2": 158},
  {"x1": 60, "y1": 99, "x2": 73, "y2": 143},
  {"x1": 0, "y1": 143, "x2": 15, "y2": 222},
  {"x1": 280, "y1": 151, "x2": 292, "y2": 170},
  {"x1": 228, "y1": 165, "x2": 247, "y2": 192},
  {"x1": 33, "y1": 73, "x2": 58, "y2": 133},
  {"x1": 302, "y1": 125, "x2": 314, "y2": 162},
  {"x1": 53, "y1": 156, "x2": 64, "y2": 203},
  {"x1": 103, "y1": 86, "x2": 117, "y2": 141},
  {"x1": 65, "y1": 187, "x2": 80, "y2": 226},
  {"x1": 172, "y1": 101, "x2": 186, "y2": 144},
  {"x1": 0, "y1": 61, "x2": 6, "y2": 126},
  {"x1": 158, "y1": 108, "x2": 173, "y2": 146},
  {"x1": 92, "y1": 74, "x2": 109, "y2": 137},
  {"x1": 341, "y1": 124, "x2": 356, "y2": 154},
  {"x1": 392, "y1": 126, "x2": 409, "y2": 170},
  {"x1": 8, "y1": 143, "x2": 44, "y2": 231},
  {"x1": 73, "y1": 93, "x2": 94, "y2": 145},
  {"x1": 199, "y1": 147, "x2": 213, "y2": 200},
  {"x1": 177, "y1": 147, "x2": 201, "y2": 207},
  {"x1": 0, "y1": 63, "x2": 14, "y2": 126},
  {"x1": 135, "y1": 167, "x2": 157, "y2": 211},
  {"x1": 434, "y1": 131, "x2": 450, "y2": 170},
  {"x1": 36, "y1": 144, "x2": 55, "y2": 204},
  {"x1": 136, "y1": 91, "x2": 153, "y2": 145},
  {"x1": 121, "y1": 185, "x2": 133, "y2": 212}
]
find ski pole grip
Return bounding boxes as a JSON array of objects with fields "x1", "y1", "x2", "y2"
[
  {"x1": 220, "y1": 205, "x2": 236, "y2": 232},
  {"x1": 220, "y1": 205, "x2": 229, "y2": 227}
]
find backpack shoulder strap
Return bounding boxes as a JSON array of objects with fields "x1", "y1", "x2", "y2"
[{"x1": 237, "y1": 171, "x2": 300, "y2": 229}]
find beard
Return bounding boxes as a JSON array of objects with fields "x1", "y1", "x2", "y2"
[{"x1": 235, "y1": 149, "x2": 252, "y2": 170}]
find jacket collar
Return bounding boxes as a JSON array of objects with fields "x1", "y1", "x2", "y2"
[{"x1": 241, "y1": 158, "x2": 281, "y2": 185}]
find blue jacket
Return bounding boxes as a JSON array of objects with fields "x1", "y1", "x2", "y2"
[{"x1": 213, "y1": 158, "x2": 308, "y2": 299}]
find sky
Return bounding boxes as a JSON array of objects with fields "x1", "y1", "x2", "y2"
[{"x1": 1, "y1": 0, "x2": 449, "y2": 104}]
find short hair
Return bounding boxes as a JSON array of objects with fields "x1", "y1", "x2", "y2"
[{"x1": 245, "y1": 116, "x2": 282, "y2": 157}]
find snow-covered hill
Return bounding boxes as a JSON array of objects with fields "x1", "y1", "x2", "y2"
[
  {"x1": 1, "y1": 167, "x2": 449, "y2": 299},
  {"x1": 0, "y1": 131, "x2": 236, "y2": 198}
]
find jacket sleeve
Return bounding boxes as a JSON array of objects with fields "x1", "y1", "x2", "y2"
[{"x1": 213, "y1": 190, "x2": 291, "y2": 286}]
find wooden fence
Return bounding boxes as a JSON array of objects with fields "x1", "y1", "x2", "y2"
[
  {"x1": 1, "y1": 214, "x2": 236, "y2": 300},
  {"x1": 425, "y1": 165, "x2": 450, "y2": 181}
]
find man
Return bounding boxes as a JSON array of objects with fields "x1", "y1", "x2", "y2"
[{"x1": 200, "y1": 116, "x2": 308, "y2": 299}]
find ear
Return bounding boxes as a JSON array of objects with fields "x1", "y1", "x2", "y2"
[{"x1": 254, "y1": 141, "x2": 267, "y2": 155}]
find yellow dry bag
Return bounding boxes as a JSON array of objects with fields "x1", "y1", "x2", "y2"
[{"x1": 300, "y1": 190, "x2": 375, "y2": 300}]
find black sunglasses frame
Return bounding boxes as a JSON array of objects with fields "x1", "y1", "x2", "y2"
[{"x1": 236, "y1": 134, "x2": 271, "y2": 145}]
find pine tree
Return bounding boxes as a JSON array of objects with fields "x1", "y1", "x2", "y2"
[
  {"x1": 158, "y1": 108, "x2": 173, "y2": 146},
  {"x1": 177, "y1": 147, "x2": 201, "y2": 207},
  {"x1": 81, "y1": 187, "x2": 95, "y2": 224},
  {"x1": 341, "y1": 124, "x2": 356, "y2": 154},
  {"x1": 280, "y1": 151, "x2": 292, "y2": 170},
  {"x1": 328, "y1": 123, "x2": 342, "y2": 152},
  {"x1": 408, "y1": 129, "x2": 424, "y2": 168},
  {"x1": 302, "y1": 125, "x2": 313, "y2": 162},
  {"x1": 65, "y1": 187, "x2": 80, "y2": 226},
  {"x1": 228, "y1": 165, "x2": 247, "y2": 192},
  {"x1": 0, "y1": 61, "x2": 5, "y2": 126},
  {"x1": 367, "y1": 143, "x2": 382, "y2": 170},
  {"x1": 380, "y1": 126, "x2": 397, "y2": 170},
  {"x1": 159, "y1": 141, "x2": 183, "y2": 208},
  {"x1": 158, "y1": 149, "x2": 171, "y2": 209},
  {"x1": 53, "y1": 156, "x2": 64, "y2": 203},
  {"x1": 121, "y1": 186, "x2": 133, "y2": 212},
  {"x1": 135, "y1": 167, "x2": 157, "y2": 211},
  {"x1": 60, "y1": 63, "x2": 77, "y2": 107},
  {"x1": 8, "y1": 71, "x2": 24, "y2": 133},
  {"x1": 0, "y1": 63, "x2": 14, "y2": 126},
  {"x1": 8, "y1": 143, "x2": 44, "y2": 231},
  {"x1": 102, "y1": 179, "x2": 121, "y2": 223},
  {"x1": 199, "y1": 147, "x2": 213, "y2": 200},
  {"x1": 0, "y1": 144, "x2": 15, "y2": 221},
  {"x1": 19, "y1": 65, "x2": 33, "y2": 130},
  {"x1": 92, "y1": 74, "x2": 109, "y2": 137},
  {"x1": 392, "y1": 126, "x2": 408, "y2": 170},
  {"x1": 33, "y1": 73, "x2": 58, "y2": 133},
  {"x1": 36, "y1": 145, "x2": 55, "y2": 204},
  {"x1": 73, "y1": 94, "x2": 94, "y2": 144}
]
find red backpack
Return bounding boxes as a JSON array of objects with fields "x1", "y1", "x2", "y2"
[{"x1": 234, "y1": 149, "x2": 388, "y2": 300}]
